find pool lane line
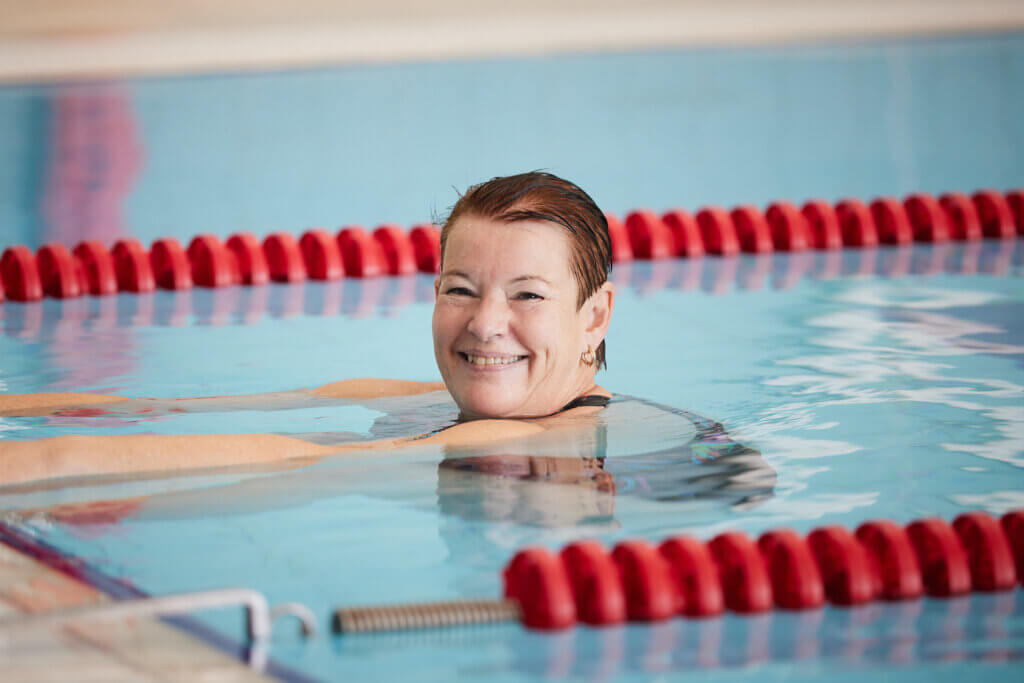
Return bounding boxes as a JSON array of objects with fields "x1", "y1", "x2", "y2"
[
  {"x1": 0, "y1": 189, "x2": 1021, "y2": 303},
  {"x1": 0, "y1": 518, "x2": 320, "y2": 683}
]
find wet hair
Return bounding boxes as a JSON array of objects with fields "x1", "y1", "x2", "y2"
[{"x1": 439, "y1": 171, "x2": 613, "y2": 369}]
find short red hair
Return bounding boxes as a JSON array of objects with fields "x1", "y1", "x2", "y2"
[{"x1": 440, "y1": 172, "x2": 612, "y2": 369}]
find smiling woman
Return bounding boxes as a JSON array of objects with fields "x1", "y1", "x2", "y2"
[
  {"x1": 433, "y1": 172, "x2": 615, "y2": 418},
  {"x1": 0, "y1": 172, "x2": 623, "y2": 486}
]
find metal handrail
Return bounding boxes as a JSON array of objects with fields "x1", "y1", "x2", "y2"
[{"x1": 0, "y1": 587, "x2": 317, "y2": 670}]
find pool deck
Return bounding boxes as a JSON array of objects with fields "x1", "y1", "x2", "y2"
[
  {"x1": 0, "y1": 541, "x2": 267, "y2": 681},
  {"x1": 2, "y1": 0, "x2": 1023, "y2": 82}
]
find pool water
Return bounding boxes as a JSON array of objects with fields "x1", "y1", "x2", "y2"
[
  {"x1": 2, "y1": 32, "x2": 1024, "y2": 683},
  {"x1": 2, "y1": 246, "x2": 1024, "y2": 680}
]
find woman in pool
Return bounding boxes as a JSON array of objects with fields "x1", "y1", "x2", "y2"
[{"x1": 1, "y1": 172, "x2": 620, "y2": 485}]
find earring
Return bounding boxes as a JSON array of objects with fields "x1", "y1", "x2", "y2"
[{"x1": 580, "y1": 345, "x2": 596, "y2": 367}]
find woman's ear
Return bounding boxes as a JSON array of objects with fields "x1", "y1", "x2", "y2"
[{"x1": 584, "y1": 281, "x2": 615, "y2": 344}]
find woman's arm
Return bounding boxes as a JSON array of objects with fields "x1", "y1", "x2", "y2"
[
  {"x1": 0, "y1": 379, "x2": 447, "y2": 418},
  {"x1": 0, "y1": 413, "x2": 549, "y2": 488},
  {"x1": 0, "y1": 432, "x2": 372, "y2": 487}
]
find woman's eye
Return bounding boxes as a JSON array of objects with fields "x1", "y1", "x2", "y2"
[
  {"x1": 515, "y1": 292, "x2": 543, "y2": 301},
  {"x1": 444, "y1": 287, "x2": 473, "y2": 296}
]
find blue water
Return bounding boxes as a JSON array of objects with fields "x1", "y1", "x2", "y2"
[{"x1": 1, "y1": 33, "x2": 1024, "y2": 683}]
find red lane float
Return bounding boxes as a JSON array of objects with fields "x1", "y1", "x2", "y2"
[
  {"x1": 696, "y1": 207, "x2": 740, "y2": 256},
  {"x1": 870, "y1": 198, "x2": 914, "y2": 245},
  {"x1": 661, "y1": 209, "x2": 705, "y2": 258},
  {"x1": 906, "y1": 518, "x2": 971, "y2": 597},
  {"x1": 0, "y1": 246, "x2": 43, "y2": 302},
  {"x1": 972, "y1": 190, "x2": 1016, "y2": 239},
  {"x1": 605, "y1": 213, "x2": 633, "y2": 262},
  {"x1": 37, "y1": 243, "x2": 82, "y2": 299},
  {"x1": 855, "y1": 520, "x2": 923, "y2": 600},
  {"x1": 658, "y1": 536, "x2": 724, "y2": 617},
  {"x1": 409, "y1": 224, "x2": 442, "y2": 273},
  {"x1": 226, "y1": 233, "x2": 270, "y2": 286},
  {"x1": 765, "y1": 201, "x2": 810, "y2": 252},
  {"x1": 1, "y1": 187, "x2": 1021, "y2": 306},
  {"x1": 801, "y1": 200, "x2": 843, "y2": 250},
  {"x1": 73, "y1": 241, "x2": 118, "y2": 295},
  {"x1": 939, "y1": 192, "x2": 983, "y2": 241},
  {"x1": 730, "y1": 205, "x2": 774, "y2": 254},
  {"x1": 112, "y1": 239, "x2": 156, "y2": 293},
  {"x1": 758, "y1": 530, "x2": 824, "y2": 610},
  {"x1": 707, "y1": 532, "x2": 773, "y2": 613},
  {"x1": 625, "y1": 210, "x2": 675, "y2": 259},
  {"x1": 263, "y1": 232, "x2": 307, "y2": 283},
  {"x1": 337, "y1": 227, "x2": 387, "y2": 278},
  {"x1": 807, "y1": 526, "x2": 877, "y2": 605},
  {"x1": 188, "y1": 235, "x2": 238, "y2": 288},
  {"x1": 836, "y1": 198, "x2": 879, "y2": 248},
  {"x1": 494, "y1": 510, "x2": 1023, "y2": 633},
  {"x1": 1002, "y1": 511, "x2": 1024, "y2": 583},
  {"x1": 904, "y1": 193, "x2": 951, "y2": 243},
  {"x1": 299, "y1": 229, "x2": 344, "y2": 281},
  {"x1": 1007, "y1": 190, "x2": 1024, "y2": 234},
  {"x1": 503, "y1": 548, "x2": 577, "y2": 630},
  {"x1": 561, "y1": 541, "x2": 626, "y2": 625},
  {"x1": 611, "y1": 540, "x2": 678, "y2": 621},
  {"x1": 373, "y1": 225, "x2": 417, "y2": 276},
  {"x1": 952, "y1": 512, "x2": 1018, "y2": 591},
  {"x1": 150, "y1": 238, "x2": 193, "y2": 290}
]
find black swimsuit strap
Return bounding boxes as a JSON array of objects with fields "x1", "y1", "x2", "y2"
[{"x1": 560, "y1": 394, "x2": 612, "y2": 411}]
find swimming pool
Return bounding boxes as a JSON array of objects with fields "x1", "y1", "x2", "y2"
[{"x1": 2, "y1": 32, "x2": 1024, "y2": 682}]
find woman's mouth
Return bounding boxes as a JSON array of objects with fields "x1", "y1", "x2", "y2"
[{"x1": 458, "y1": 352, "x2": 527, "y2": 367}]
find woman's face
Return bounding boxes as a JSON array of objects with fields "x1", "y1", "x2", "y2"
[{"x1": 432, "y1": 215, "x2": 611, "y2": 418}]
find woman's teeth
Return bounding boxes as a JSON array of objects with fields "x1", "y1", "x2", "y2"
[{"x1": 464, "y1": 353, "x2": 525, "y2": 366}]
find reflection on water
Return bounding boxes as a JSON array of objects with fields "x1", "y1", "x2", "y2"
[{"x1": 6, "y1": 396, "x2": 774, "y2": 532}]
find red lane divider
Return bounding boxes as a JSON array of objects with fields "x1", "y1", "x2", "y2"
[
  {"x1": 661, "y1": 209, "x2": 705, "y2": 259},
  {"x1": 625, "y1": 210, "x2": 675, "y2": 260},
  {"x1": 561, "y1": 541, "x2": 627, "y2": 625},
  {"x1": 188, "y1": 234, "x2": 238, "y2": 288},
  {"x1": 1008, "y1": 190, "x2": 1024, "y2": 233},
  {"x1": 765, "y1": 201, "x2": 810, "y2": 252},
  {"x1": 37, "y1": 243, "x2": 82, "y2": 299},
  {"x1": 263, "y1": 232, "x2": 306, "y2": 283},
  {"x1": 972, "y1": 190, "x2": 1016, "y2": 239},
  {"x1": 731, "y1": 205, "x2": 774, "y2": 254},
  {"x1": 150, "y1": 237, "x2": 193, "y2": 290},
  {"x1": 807, "y1": 526, "x2": 877, "y2": 605},
  {"x1": 373, "y1": 224, "x2": 417, "y2": 276},
  {"x1": 939, "y1": 193, "x2": 983, "y2": 241},
  {"x1": 905, "y1": 193, "x2": 951, "y2": 243},
  {"x1": 0, "y1": 188, "x2": 1019, "y2": 304},
  {"x1": 299, "y1": 229, "x2": 344, "y2": 281},
  {"x1": 112, "y1": 239, "x2": 155, "y2": 293},
  {"x1": 500, "y1": 509, "x2": 1021, "y2": 631},
  {"x1": 604, "y1": 213, "x2": 633, "y2": 263},
  {"x1": 0, "y1": 246, "x2": 43, "y2": 302},
  {"x1": 226, "y1": 232, "x2": 270, "y2": 286},
  {"x1": 73, "y1": 241, "x2": 118, "y2": 295},
  {"x1": 410, "y1": 224, "x2": 442, "y2": 274},
  {"x1": 338, "y1": 226, "x2": 387, "y2": 278},
  {"x1": 802, "y1": 200, "x2": 843, "y2": 250},
  {"x1": 870, "y1": 197, "x2": 914, "y2": 245},
  {"x1": 696, "y1": 207, "x2": 740, "y2": 256},
  {"x1": 836, "y1": 198, "x2": 879, "y2": 248}
]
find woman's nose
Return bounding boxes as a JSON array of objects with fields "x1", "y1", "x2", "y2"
[{"x1": 466, "y1": 294, "x2": 510, "y2": 341}]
